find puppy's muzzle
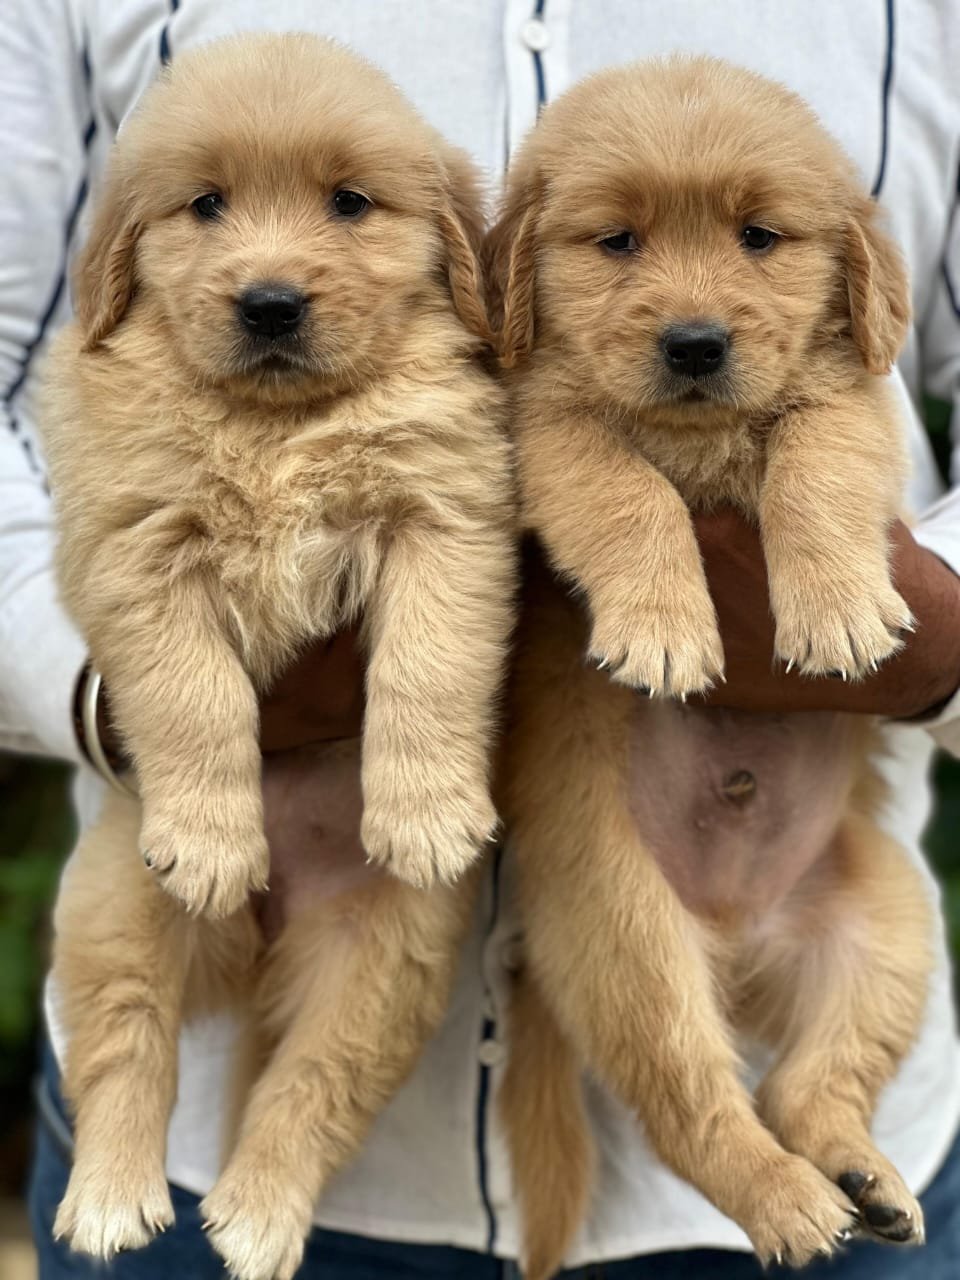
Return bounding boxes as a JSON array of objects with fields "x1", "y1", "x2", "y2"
[
  {"x1": 237, "y1": 284, "x2": 307, "y2": 339},
  {"x1": 660, "y1": 323, "x2": 729, "y2": 379}
]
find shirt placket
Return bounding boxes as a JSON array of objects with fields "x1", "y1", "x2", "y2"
[{"x1": 503, "y1": 0, "x2": 568, "y2": 159}]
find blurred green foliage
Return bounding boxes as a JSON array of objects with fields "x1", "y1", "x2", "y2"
[{"x1": 0, "y1": 756, "x2": 74, "y2": 1088}]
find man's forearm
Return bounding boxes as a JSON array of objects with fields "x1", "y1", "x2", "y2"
[{"x1": 695, "y1": 511, "x2": 960, "y2": 719}]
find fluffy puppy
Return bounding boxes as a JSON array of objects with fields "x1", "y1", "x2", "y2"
[
  {"x1": 42, "y1": 34, "x2": 514, "y2": 1280},
  {"x1": 490, "y1": 58, "x2": 933, "y2": 1277}
]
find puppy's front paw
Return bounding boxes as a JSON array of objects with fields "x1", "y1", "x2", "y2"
[
  {"x1": 588, "y1": 588, "x2": 724, "y2": 699},
  {"x1": 743, "y1": 1154, "x2": 859, "y2": 1268},
  {"x1": 203, "y1": 1167, "x2": 310, "y2": 1280},
  {"x1": 773, "y1": 574, "x2": 913, "y2": 681},
  {"x1": 140, "y1": 803, "x2": 268, "y2": 918},
  {"x1": 361, "y1": 777, "x2": 497, "y2": 889},
  {"x1": 54, "y1": 1155, "x2": 174, "y2": 1260}
]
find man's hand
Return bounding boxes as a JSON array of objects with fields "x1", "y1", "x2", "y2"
[
  {"x1": 258, "y1": 627, "x2": 365, "y2": 751},
  {"x1": 696, "y1": 509, "x2": 960, "y2": 718},
  {"x1": 97, "y1": 627, "x2": 366, "y2": 760}
]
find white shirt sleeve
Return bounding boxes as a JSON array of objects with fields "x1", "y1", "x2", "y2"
[
  {"x1": 912, "y1": 143, "x2": 960, "y2": 754},
  {"x1": 0, "y1": 0, "x2": 90, "y2": 763}
]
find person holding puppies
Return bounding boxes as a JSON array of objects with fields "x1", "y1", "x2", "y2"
[{"x1": 3, "y1": 2, "x2": 960, "y2": 1277}]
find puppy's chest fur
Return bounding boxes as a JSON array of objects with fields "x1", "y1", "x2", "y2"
[
  {"x1": 193, "y1": 420, "x2": 409, "y2": 651},
  {"x1": 54, "y1": 333, "x2": 507, "y2": 682},
  {"x1": 630, "y1": 416, "x2": 772, "y2": 513},
  {"x1": 188, "y1": 403, "x2": 501, "y2": 673}
]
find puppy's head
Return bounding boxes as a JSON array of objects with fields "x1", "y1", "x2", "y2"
[
  {"x1": 74, "y1": 35, "x2": 489, "y2": 400},
  {"x1": 488, "y1": 58, "x2": 909, "y2": 421}
]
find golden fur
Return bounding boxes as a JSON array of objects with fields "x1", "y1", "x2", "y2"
[
  {"x1": 492, "y1": 58, "x2": 933, "y2": 1276},
  {"x1": 42, "y1": 34, "x2": 514, "y2": 1280}
]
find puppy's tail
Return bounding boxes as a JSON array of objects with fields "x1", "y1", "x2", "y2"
[{"x1": 500, "y1": 970, "x2": 594, "y2": 1280}]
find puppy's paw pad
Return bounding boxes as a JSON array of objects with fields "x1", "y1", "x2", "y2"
[
  {"x1": 838, "y1": 1170, "x2": 924, "y2": 1246},
  {"x1": 55, "y1": 1168, "x2": 174, "y2": 1259}
]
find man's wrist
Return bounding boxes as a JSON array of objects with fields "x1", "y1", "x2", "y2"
[
  {"x1": 72, "y1": 662, "x2": 135, "y2": 793},
  {"x1": 886, "y1": 544, "x2": 960, "y2": 721}
]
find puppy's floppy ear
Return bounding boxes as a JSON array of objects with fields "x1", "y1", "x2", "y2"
[
  {"x1": 435, "y1": 146, "x2": 494, "y2": 347},
  {"x1": 842, "y1": 196, "x2": 910, "y2": 375},
  {"x1": 73, "y1": 173, "x2": 141, "y2": 351},
  {"x1": 483, "y1": 162, "x2": 541, "y2": 369}
]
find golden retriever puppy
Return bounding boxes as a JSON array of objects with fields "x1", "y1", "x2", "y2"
[
  {"x1": 41, "y1": 33, "x2": 513, "y2": 1280},
  {"x1": 489, "y1": 58, "x2": 933, "y2": 1277}
]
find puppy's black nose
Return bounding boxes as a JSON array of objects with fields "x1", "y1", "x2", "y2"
[
  {"x1": 661, "y1": 323, "x2": 729, "y2": 378},
  {"x1": 238, "y1": 284, "x2": 306, "y2": 338}
]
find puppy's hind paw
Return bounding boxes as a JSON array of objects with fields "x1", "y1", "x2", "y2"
[
  {"x1": 838, "y1": 1170, "x2": 925, "y2": 1246},
  {"x1": 54, "y1": 1163, "x2": 174, "y2": 1260},
  {"x1": 202, "y1": 1171, "x2": 310, "y2": 1280},
  {"x1": 744, "y1": 1154, "x2": 859, "y2": 1269}
]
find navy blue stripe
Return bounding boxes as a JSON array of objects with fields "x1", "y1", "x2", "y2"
[
  {"x1": 532, "y1": 0, "x2": 548, "y2": 113},
  {"x1": 3, "y1": 175, "x2": 90, "y2": 413},
  {"x1": 943, "y1": 261, "x2": 960, "y2": 320},
  {"x1": 474, "y1": 1015, "x2": 498, "y2": 1252},
  {"x1": 533, "y1": 52, "x2": 547, "y2": 112},
  {"x1": 2, "y1": 58, "x2": 96, "y2": 477},
  {"x1": 159, "y1": 0, "x2": 181, "y2": 66},
  {"x1": 474, "y1": 847, "x2": 504, "y2": 1253},
  {"x1": 871, "y1": 0, "x2": 895, "y2": 197},
  {"x1": 943, "y1": 156, "x2": 960, "y2": 322}
]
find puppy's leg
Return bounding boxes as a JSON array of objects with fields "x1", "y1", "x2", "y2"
[
  {"x1": 52, "y1": 791, "x2": 187, "y2": 1258},
  {"x1": 761, "y1": 388, "x2": 913, "y2": 681},
  {"x1": 502, "y1": 589, "x2": 854, "y2": 1271},
  {"x1": 202, "y1": 873, "x2": 476, "y2": 1280},
  {"x1": 86, "y1": 566, "x2": 266, "y2": 918},
  {"x1": 500, "y1": 968, "x2": 595, "y2": 1280},
  {"x1": 515, "y1": 411, "x2": 723, "y2": 698},
  {"x1": 751, "y1": 812, "x2": 933, "y2": 1247},
  {"x1": 361, "y1": 518, "x2": 514, "y2": 888}
]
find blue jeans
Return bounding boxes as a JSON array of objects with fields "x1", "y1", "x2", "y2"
[{"x1": 29, "y1": 1042, "x2": 960, "y2": 1278}]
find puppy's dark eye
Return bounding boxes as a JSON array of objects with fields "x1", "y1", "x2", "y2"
[
  {"x1": 599, "y1": 231, "x2": 638, "y2": 255},
  {"x1": 192, "y1": 192, "x2": 225, "y2": 221},
  {"x1": 332, "y1": 189, "x2": 370, "y2": 218},
  {"x1": 741, "y1": 225, "x2": 778, "y2": 252}
]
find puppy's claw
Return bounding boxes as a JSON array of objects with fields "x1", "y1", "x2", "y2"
[{"x1": 784, "y1": 658, "x2": 795, "y2": 675}]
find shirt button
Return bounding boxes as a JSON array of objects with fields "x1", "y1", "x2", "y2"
[
  {"x1": 478, "y1": 1038, "x2": 505, "y2": 1068},
  {"x1": 520, "y1": 18, "x2": 550, "y2": 52}
]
